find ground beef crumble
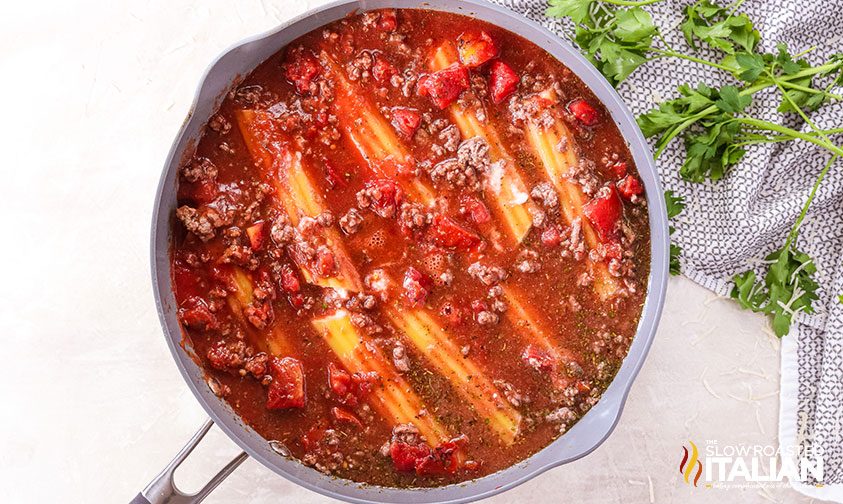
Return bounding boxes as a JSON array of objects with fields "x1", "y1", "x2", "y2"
[
  {"x1": 176, "y1": 206, "x2": 231, "y2": 242},
  {"x1": 515, "y1": 249, "x2": 540, "y2": 273},
  {"x1": 426, "y1": 137, "x2": 490, "y2": 191},
  {"x1": 467, "y1": 262, "x2": 507, "y2": 285},
  {"x1": 181, "y1": 157, "x2": 218, "y2": 183},
  {"x1": 339, "y1": 208, "x2": 364, "y2": 235}
]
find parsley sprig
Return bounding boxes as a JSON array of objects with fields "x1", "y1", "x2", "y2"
[
  {"x1": 664, "y1": 191, "x2": 685, "y2": 275},
  {"x1": 547, "y1": 0, "x2": 843, "y2": 336}
]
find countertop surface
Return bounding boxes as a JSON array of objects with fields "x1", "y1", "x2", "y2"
[{"x1": 0, "y1": 0, "x2": 823, "y2": 502}]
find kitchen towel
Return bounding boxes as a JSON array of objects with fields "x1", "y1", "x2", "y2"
[{"x1": 493, "y1": 0, "x2": 843, "y2": 500}]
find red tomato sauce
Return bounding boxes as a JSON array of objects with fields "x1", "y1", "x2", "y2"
[{"x1": 171, "y1": 8, "x2": 650, "y2": 488}]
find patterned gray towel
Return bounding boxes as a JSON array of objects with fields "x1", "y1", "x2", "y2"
[{"x1": 492, "y1": 0, "x2": 843, "y2": 498}]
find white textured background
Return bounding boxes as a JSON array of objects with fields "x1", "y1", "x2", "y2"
[{"x1": 0, "y1": 1, "x2": 826, "y2": 502}]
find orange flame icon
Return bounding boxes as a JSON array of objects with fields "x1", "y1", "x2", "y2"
[{"x1": 679, "y1": 441, "x2": 703, "y2": 487}]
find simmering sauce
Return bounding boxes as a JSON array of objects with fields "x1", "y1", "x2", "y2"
[{"x1": 171, "y1": 8, "x2": 650, "y2": 487}]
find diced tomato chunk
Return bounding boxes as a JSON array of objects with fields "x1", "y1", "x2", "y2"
[
  {"x1": 403, "y1": 266, "x2": 433, "y2": 306},
  {"x1": 314, "y1": 247, "x2": 336, "y2": 277},
  {"x1": 616, "y1": 174, "x2": 644, "y2": 200},
  {"x1": 522, "y1": 344, "x2": 556, "y2": 372},
  {"x1": 417, "y1": 64, "x2": 470, "y2": 109},
  {"x1": 426, "y1": 214, "x2": 482, "y2": 251},
  {"x1": 284, "y1": 48, "x2": 321, "y2": 95},
  {"x1": 457, "y1": 31, "x2": 499, "y2": 68},
  {"x1": 391, "y1": 107, "x2": 421, "y2": 137},
  {"x1": 459, "y1": 195, "x2": 491, "y2": 225},
  {"x1": 246, "y1": 221, "x2": 266, "y2": 251},
  {"x1": 390, "y1": 436, "x2": 468, "y2": 476},
  {"x1": 327, "y1": 364, "x2": 376, "y2": 406},
  {"x1": 178, "y1": 179, "x2": 218, "y2": 205},
  {"x1": 266, "y1": 357, "x2": 305, "y2": 410},
  {"x1": 364, "y1": 179, "x2": 404, "y2": 218},
  {"x1": 301, "y1": 425, "x2": 325, "y2": 451},
  {"x1": 583, "y1": 186, "x2": 624, "y2": 242},
  {"x1": 279, "y1": 265, "x2": 300, "y2": 293},
  {"x1": 540, "y1": 226, "x2": 563, "y2": 247},
  {"x1": 331, "y1": 406, "x2": 363, "y2": 428},
  {"x1": 377, "y1": 10, "x2": 398, "y2": 31},
  {"x1": 609, "y1": 160, "x2": 628, "y2": 179},
  {"x1": 372, "y1": 57, "x2": 397, "y2": 83},
  {"x1": 390, "y1": 442, "x2": 431, "y2": 473},
  {"x1": 328, "y1": 363, "x2": 352, "y2": 397},
  {"x1": 568, "y1": 98, "x2": 600, "y2": 126},
  {"x1": 350, "y1": 371, "x2": 378, "y2": 398},
  {"x1": 289, "y1": 292, "x2": 305, "y2": 309},
  {"x1": 179, "y1": 297, "x2": 218, "y2": 331},
  {"x1": 415, "y1": 436, "x2": 467, "y2": 476},
  {"x1": 488, "y1": 60, "x2": 519, "y2": 104}
]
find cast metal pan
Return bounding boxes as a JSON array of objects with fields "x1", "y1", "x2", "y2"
[{"x1": 140, "y1": 0, "x2": 669, "y2": 502}]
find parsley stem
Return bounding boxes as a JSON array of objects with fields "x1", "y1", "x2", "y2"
[
  {"x1": 777, "y1": 80, "x2": 843, "y2": 100},
  {"x1": 600, "y1": 0, "x2": 664, "y2": 6},
  {"x1": 770, "y1": 71, "x2": 839, "y2": 147},
  {"x1": 737, "y1": 118, "x2": 843, "y2": 157},
  {"x1": 783, "y1": 154, "x2": 839, "y2": 251},
  {"x1": 734, "y1": 127, "x2": 843, "y2": 147},
  {"x1": 652, "y1": 48, "x2": 733, "y2": 72},
  {"x1": 652, "y1": 60, "x2": 843, "y2": 158}
]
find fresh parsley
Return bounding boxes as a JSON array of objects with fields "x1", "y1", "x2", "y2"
[
  {"x1": 664, "y1": 191, "x2": 685, "y2": 275},
  {"x1": 731, "y1": 245, "x2": 819, "y2": 337},
  {"x1": 547, "y1": 0, "x2": 843, "y2": 336},
  {"x1": 730, "y1": 153, "x2": 837, "y2": 337},
  {"x1": 680, "y1": 0, "x2": 759, "y2": 54},
  {"x1": 547, "y1": 0, "x2": 658, "y2": 85}
]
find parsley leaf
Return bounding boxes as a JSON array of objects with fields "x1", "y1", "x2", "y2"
[
  {"x1": 546, "y1": 0, "x2": 594, "y2": 23},
  {"x1": 665, "y1": 190, "x2": 686, "y2": 219},
  {"x1": 725, "y1": 45, "x2": 843, "y2": 112},
  {"x1": 681, "y1": 0, "x2": 759, "y2": 54},
  {"x1": 665, "y1": 191, "x2": 685, "y2": 275},
  {"x1": 731, "y1": 245, "x2": 818, "y2": 337},
  {"x1": 670, "y1": 244, "x2": 682, "y2": 276},
  {"x1": 714, "y1": 85, "x2": 752, "y2": 113},
  {"x1": 549, "y1": 1, "x2": 657, "y2": 86},
  {"x1": 639, "y1": 84, "x2": 751, "y2": 181}
]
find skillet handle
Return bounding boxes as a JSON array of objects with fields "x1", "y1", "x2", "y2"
[{"x1": 132, "y1": 418, "x2": 249, "y2": 504}]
